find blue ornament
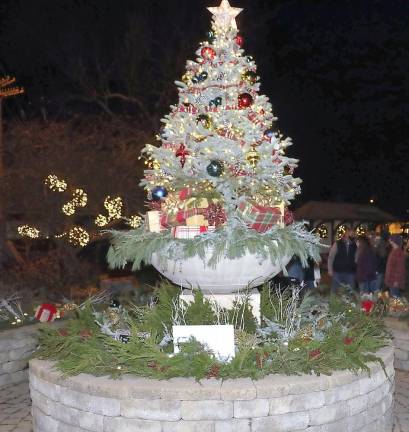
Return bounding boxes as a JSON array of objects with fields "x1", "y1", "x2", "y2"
[
  {"x1": 191, "y1": 76, "x2": 199, "y2": 84},
  {"x1": 110, "y1": 299, "x2": 120, "y2": 308},
  {"x1": 151, "y1": 186, "x2": 168, "y2": 201},
  {"x1": 263, "y1": 129, "x2": 274, "y2": 140},
  {"x1": 206, "y1": 160, "x2": 223, "y2": 177},
  {"x1": 214, "y1": 96, "x2": 222, "y2": 106},
  {"x1": 199, "y1": 71, "x2": 208, "y2": 81}
]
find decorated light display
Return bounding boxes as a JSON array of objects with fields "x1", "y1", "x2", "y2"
[
  {"x1": 336, "y1": 224, "x2": 347, "y2": 240},
  {"x1": 314, "y1": 224, "x2": 328, "y2": 239}
]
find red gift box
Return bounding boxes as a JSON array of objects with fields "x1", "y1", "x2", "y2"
[
  {"x1": 35, "y1": 303, "x2": 58, "y2": 322},
  {"x1": 237, "y1": 200, "x2": 284, "y2": 233},
  {"x1": 171, "y1": 226, "x2": 215, "y2": 239}
]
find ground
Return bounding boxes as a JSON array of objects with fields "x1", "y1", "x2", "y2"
[{"x1": 0, "y1": 371, "x2": 408, "y2": 432}]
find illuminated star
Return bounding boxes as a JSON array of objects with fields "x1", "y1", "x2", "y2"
[{"x1": 207, "y1": 0, "x2": 243, "y2": 30}]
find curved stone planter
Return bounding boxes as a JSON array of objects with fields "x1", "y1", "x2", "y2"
[
  {"x1": 0, "y1": 323, "x2": 40, "y2": 387},
  {"x1": 385, "y1": 317, "x2": 409, "y2": 371},
  {"x1": 30, "y1": 346, "x2": 394, "y2": 432},
  {"x1": 151, "y1": 251, "x2": 291, "y2": 294}
]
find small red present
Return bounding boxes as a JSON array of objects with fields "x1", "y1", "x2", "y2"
[
  {"x1": 361, "y1": 300, "x2": 375, "y2": 314},
  {"x1": 171, "y1": 225, "x2": 215, "y2": 239},
  {"x1": 35, "y1": 303, "x2": 58, "y2": 322},
  {"x1": 236, "y1": 200, "x2": 284, "y2": 233}
]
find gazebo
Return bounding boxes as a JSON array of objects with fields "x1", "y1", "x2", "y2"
[{"x1": 294, "y1": 201, "x2": 398, "y2": 246}]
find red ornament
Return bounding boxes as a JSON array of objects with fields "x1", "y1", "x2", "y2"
[
  {"x1": 284, "y1": 209, "x2": 294, "y2": 225},
  {"x1": 234, "y1": 35, "x2": 244, "y2": 47},
  {"x1": 238, "y1": 93, "x2": 253, "y2": 109},
  {"x1": 309, "y1": 349, "x2": 322, "y2": 360},
  {"x1": 201, "y1": 46, "x2": 216, "y2": 61},
  {"x1": 361, "y1": 300, "x2": 375, "y2": 314},
  {"x1": 206, "y1": 203, "x2": 227, "y2": 227},
  {"x1": 175, "y1": 143, "x2": 190, "y2": 168},
  {"x1": 179, "y1": 187, "x2": 192, "y2": 200},
  {"x1": 343, "y1": 336, "x2": 354, "y2": 345}
]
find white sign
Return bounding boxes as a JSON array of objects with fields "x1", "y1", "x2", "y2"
[{"x1": 173, "y1": 325, "x2": 235, "y2": 362}]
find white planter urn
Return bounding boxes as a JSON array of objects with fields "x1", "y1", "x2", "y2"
[{"x1": 151, "y1": 250, "x2": 291, "y2": 294}]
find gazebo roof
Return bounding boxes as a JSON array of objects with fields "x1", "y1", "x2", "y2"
[{"x1": 294, "y1": 201, "x2": 398, "y2": 223}]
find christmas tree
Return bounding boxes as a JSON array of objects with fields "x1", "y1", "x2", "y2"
[{"x1": 108, "y1": 0, "x2": 320, "y2": 286}]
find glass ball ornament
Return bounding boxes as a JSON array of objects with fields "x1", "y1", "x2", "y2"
[
  {"x1": 206, "y1": 160, "x2": 224, "y2": 177},
  {"x1": 196, "y1": 114, "x2": 212, "y2": 129},
  {"x1": 207, "y1": 31, "x2": 216, "y2": 42},
  {"x1": 234, "y1": 35, "x2": 244, "y2": 47},
  {"x1": 191, "y1": 76, "x2": 199, "y2": 84},
  {"x1": 199, "y1": 71, "x2": 208, "y2": 81},
  {"x1": 151, "y1": 186, "x2": 168, "y2": 201},
  {"x1": 201, "y1": 46, "x2": 216, "y2": 61},
  {"x1": 263, "y1": 129, "x2": 274, "y2": 141},
  {"x1": 245, "y1": 146, "x2": 260, "y2": 168},
  {"x1": 242, "y1": 71, "x2": 258, "y2": 84},
  {"x1": 238, "y1": 93, "x2": 254, "y2": 109},
  {"x1": 110, "y1": 299, "x2": 120, "y2": 309}
]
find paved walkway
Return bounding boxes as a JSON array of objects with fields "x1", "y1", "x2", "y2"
[{"x1": 0, "y1": 371, "x2": 409, "y2": 432}]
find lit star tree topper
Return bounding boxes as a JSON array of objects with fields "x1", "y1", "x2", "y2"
[{"x1": 207, "y1": 0, "x2": 243, "y2": 30}]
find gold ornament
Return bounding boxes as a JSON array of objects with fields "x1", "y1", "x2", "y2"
[
  {"x1": 161, "y1": 192, "x2": 181, "y2": 215},
  {"x1": 299, "y1": 325, "x2": 313, "y2": 342},
  {"x1": 192, "y1": 133, "x2": 207, "y2": 142},
  {"x1": 253, "y1": 193, "x2": 277, "y2": 207},
  {"x1": 197, "y1": 114, "x2": 212, "y2": 129},
  {"x1": 245, "y1": 145, "x2": 260, "y2": 168}
]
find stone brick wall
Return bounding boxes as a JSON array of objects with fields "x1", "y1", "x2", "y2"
[
  {"x1": 385, "y1": 317, "x2": 409, "y2": 371},
  {"x1": 30, "y1": 345, "x2": 394, "y2": 432},
  {"x1": 0, "y1": 324, "x2": 40, "y2": 387}
]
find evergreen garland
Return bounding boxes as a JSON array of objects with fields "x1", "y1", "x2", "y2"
[
  {"x1": 34, "y1": 284, "x2": 389, "y2": 380},
  {"x1": 106, "y1": 220, "x2": 322, "y2": 271}
]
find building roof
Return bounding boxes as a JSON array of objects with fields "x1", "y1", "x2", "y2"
[{"x1": 294, "y1": 201, "x2": 398, "y2": 223}]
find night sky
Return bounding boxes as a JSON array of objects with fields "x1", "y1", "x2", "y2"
[{"x1": 1, "y1": 0, "x2": 408, "y2": 217}]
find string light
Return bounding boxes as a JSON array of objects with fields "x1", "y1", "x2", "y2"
[
  {"x1": 355, "y1": 224, "x2": 366, "y2": 236},
  {"x1": 314, "y1": 224, "x2": 328, "y2": 239},
  {"x1": 18, "y1": 225, "x2": 40, "y2": 239},
  {"x1": 336, "y1": 224, "x2": 347, "y2": 240},
  {"x1": 104, "y1": 196, "x2": 123, "y2": 219},
  {"x1": 44, "y1": 174, "x2": 67, "y2": 192},
  {"x1": 62, "y1": 189, "x2": 88, "y2": 215},
  {"x1": 68, "y1": 227, "x2": 90, "y2": 247},
  {"x1": 62, "y1": 202, "x2": 76, "y2": 216},
  {"x1": 128, "y1": 215, "x2": 143, "y2": 228},
  {"x1": 0, "y1": 76, "x2": 24, "y2": 98},
  {"x1": 95, "y1": 214, "x2": 109, "y2": 227},
  {"x1": 71, "y1": 189, "x2": 88, "y2": 207}
]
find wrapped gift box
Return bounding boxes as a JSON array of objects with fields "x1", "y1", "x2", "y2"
[
  {"x1": 171, "y1": 225, "x2": 215, "y2": 239},
  {"x1": 237, "y1": 200, "x2": 284, "y2": 233},
  {"x1": 145, "y1": 210, "x2": 162, "y2": 233},
  {"x1": 186, "y1": 214, "x2": 208, "y2": 226}
]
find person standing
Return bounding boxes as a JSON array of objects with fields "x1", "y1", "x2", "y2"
[
  {"x1": 328, "y1": 227, "x2": 357, "y2": 293},
  {"x1": 385, "y1": 235, "x2": 406, "y2": 298},
  {"x1": 355, "y1": 236, "x2": 377, "y2": 296},
  {"x1": 374, "y1": 231, "x2": 389, "y2": 293}
]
